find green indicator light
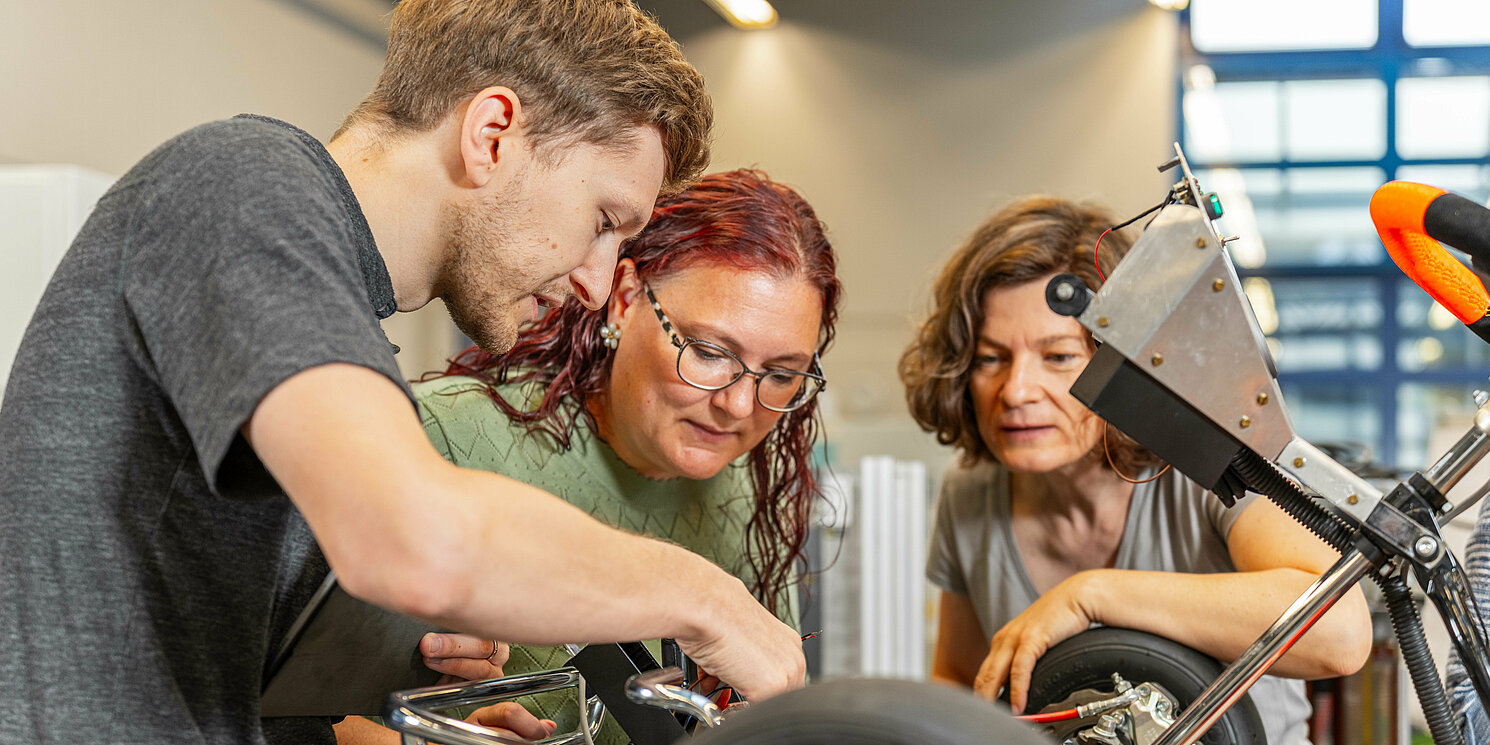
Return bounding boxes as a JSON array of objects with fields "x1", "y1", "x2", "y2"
[{"x1": 1204, "y1": 192, "x2": 1224, "y2": 220}]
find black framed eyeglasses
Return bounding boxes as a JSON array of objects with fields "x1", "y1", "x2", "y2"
[{"x1": 643, "y1": 283, "x2": 826, "y2": 413}]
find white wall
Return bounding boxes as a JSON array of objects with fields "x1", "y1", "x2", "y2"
[{"x1": 668, "y1": 1, "x2": 1178, "y2": 471}]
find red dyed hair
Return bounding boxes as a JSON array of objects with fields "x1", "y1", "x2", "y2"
[{"x1": 439, "y1": 169, "x2": 841, "y2": 616}]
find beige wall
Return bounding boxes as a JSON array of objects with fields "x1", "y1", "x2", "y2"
[
  {"x1": 0, "y1": 0, "x2": 458, "y2": 380},
  {"x1": 0, "y1": 0, "x2": 385, "y2": 172},
  {"x1": 668, "y1": 1, "x2": 1178, "y2": 470},
  {"x1": 2, "y1": 0, "x2": 1180, "y2": 430}
]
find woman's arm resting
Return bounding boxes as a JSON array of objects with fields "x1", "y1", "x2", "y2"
[
  {"x1": 932, "y1": 590, "x2": 986, "y2": 688},
  {"x1": 975, "y1": 499, "x2": 1372, "y2": 712}
]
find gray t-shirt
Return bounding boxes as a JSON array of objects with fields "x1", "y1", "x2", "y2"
[
  {"x1": 0, "y1": 115, "x2": 409, "y2": 744},
  {"x1": 927, "y1": 460, "x2": 1311, "y2": 745}
]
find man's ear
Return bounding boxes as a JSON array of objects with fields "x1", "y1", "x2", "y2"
[
  {"x1": 459, "y1": 86, "x2": 523, "y2": 188},
  {"x1": 607, "y1": 259, "x2": 641, "y2": 324}
]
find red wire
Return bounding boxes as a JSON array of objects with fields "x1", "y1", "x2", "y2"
[
  {"x1": 1093, "y1": 227, "x2": 1114, "y2": 282},
  {"x1": 1016, "y1": 708, "x2": 1080, "y2": 724}
]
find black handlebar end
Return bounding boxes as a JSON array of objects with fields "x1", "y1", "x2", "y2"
[
  {"x1": 1425, "y1": 192, "x2": 1490, "y2": 269},
  {"x1": 1046, "y1": 273, "x2": 1093, "y2": 318}
]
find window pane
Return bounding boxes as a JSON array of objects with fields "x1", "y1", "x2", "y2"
[
  {"x1": 1283, "y1": 80, "x2": 1386, "y2": 161},
  {"x1": 1397, "y1": 77, "x2": 1490, "y2": 159},
  {"x1": 1397, "y1": 383, "x2": 1482, "y2": 469},
  {"x1": 1184, "y1": 82, "x2": 1281, "y2": 163},
  {"x1": 1263, "y1": 277, "x2": 1383, "y2": 373},
  {"x1": 1280, "y1": 382, "x2": 1382, "y2": 459},
  {"x1": 1405, "y1": 0, "x2": 1490, "y2": 47},
  {"x1": 1395, "y1": 165, "x2": 1490, "y2": 205},
  {"x1": 1396, "y1": 278, "x2": 1490, "y2": 371},
  {"x1": 1191, "y1": 0, "x2": 1377, "y2": 52},
  {"x1": 1200, "y1": 167, "x2": 1386, "y2": 266}
]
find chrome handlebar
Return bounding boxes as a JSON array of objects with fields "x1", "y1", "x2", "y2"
[
  {"x1": 624, "y1": 667, "x2": 726, "y2": 729},
  {"x1": 384, "y1": 667, "x2": 605, "y2": 745}
]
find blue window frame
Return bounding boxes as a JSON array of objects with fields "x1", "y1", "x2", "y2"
[{"x1": 1179, "y1": 0, "x2": 1490, "y2": 468}]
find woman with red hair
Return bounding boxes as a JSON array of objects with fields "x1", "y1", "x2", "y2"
[{"x1": 341, "y1": 169, "x2": 840, "y2": 744}]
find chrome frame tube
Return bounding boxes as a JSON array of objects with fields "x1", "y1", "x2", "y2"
[
  {"x1": 1423, "y1": 407, "x2": 1490, "y2": 494},
  {"x1": 1152, "y1": 550, "x2": 1375, "y2": 745},
  {"x1": 385, "y1": 668, "x2": 604, "y2": 745},
  {"x1": 1443, "y1": 473, "x2": 1490, "y2": 524}
]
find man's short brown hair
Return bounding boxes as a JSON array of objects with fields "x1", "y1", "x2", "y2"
[
  {"x1": 341, "y1": 0, "x2": 712, "y2": 191},
  {"x1": 899, "y1": 196, "x2": 1159, "y2": 473}
]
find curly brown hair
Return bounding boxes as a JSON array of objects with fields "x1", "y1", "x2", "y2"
[
  {"x1": 434, "y1": 170, "x2": 840, "y2": 616},
  {"x1": 339, "y1": 0, "x2": 712, "y2": 192},
  {"x1": 899, "y1": 195, "x2": 1159, "y2": 473}
]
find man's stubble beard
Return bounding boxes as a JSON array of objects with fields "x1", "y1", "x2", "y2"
[{"x1": 440, "y1": 191, "x2": 524, "y2": 354}]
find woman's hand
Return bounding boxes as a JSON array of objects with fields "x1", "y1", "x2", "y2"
[
  {"x1": 467, "y1": 702, "x2": 557, "y2": 742},
  {"x1": 974, "y1": 571, "x2": 1099, "y2": 713},
  {"x1": 419, "y1": 632, "x2": 510, "y2": 684}
]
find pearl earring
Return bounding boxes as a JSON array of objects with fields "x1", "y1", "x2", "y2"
[{"x1": 600, "y1": 322, "x2": 622, "y2": 350}]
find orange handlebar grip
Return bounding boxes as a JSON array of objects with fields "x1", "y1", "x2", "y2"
[{"x1": 1371, "y1": 181, "x2": 1490, "y2": 325}]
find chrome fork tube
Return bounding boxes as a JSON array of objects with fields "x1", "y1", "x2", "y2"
[{"x1": 1152, "y1": 550, "x2": 1374, "y2": 745}]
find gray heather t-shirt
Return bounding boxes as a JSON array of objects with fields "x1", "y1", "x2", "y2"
[
  {"x1": 927, "y1": 460, "x2": 1311, "y2": 745},
  {"x1": 0, "y1": 115, "x2": 409, "y2": 744}
]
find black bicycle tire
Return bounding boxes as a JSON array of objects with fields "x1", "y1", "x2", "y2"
[
  {"x1": 686, "y1": 677, "x2": 1049, "y2": 745},
  {"x1": 1025, "y1": 627, "x2": 1268, "y2": 745}
]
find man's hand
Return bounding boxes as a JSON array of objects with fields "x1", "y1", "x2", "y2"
[
  {"x1": 675, "y1": 578, "x2": 805, "y2": 702},
  {"x1": 974, "y1": 572, "x2": 1097, "y2": 712},
  {"x1": 421, "y1": 632, "x2": 510, "y2": 684}
]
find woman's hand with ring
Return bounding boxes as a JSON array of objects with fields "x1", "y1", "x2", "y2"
[{"x1": 419, "y1": 632, "x2": 511, "y2": 683}]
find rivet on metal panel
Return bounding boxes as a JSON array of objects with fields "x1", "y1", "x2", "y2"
[
  {"x1": 1257, "y1": 393, "x2": 1269, "y2": 405},
  {"x1": 1293, "y1": 457, "x2": 1305, "y2": 468},
  {"x1": 1239, "y1": 416, "x2": 1251, "y2": 428},
  {"x1": 1212, "y1": 279, "x2": 1225, "y2": 292},
  {"x1": 1196, "y1": 238, "x2": 1207, "y2": 248},
  {"x1": 1348, "y1": 494, "x2": 1360, "y2": 505},
  {"x1": 1151, "y1": 353, "x2": 1164, "y2": 367},
  {"x1": 1098, "y1": 317, "x2": 1110, "y2": 328}
]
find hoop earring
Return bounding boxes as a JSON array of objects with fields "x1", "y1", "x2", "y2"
[{"x1": 600, "y1": 322, "x2": 622, "y2": 350}]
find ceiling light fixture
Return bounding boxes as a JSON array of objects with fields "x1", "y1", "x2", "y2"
[{"x1": 703, "y1": 0, "x2": 778, "y2": 29}]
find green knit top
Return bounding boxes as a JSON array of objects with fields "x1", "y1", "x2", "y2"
[{"x1": 413, "y1": 375, "x2": 798, "y2": 744}]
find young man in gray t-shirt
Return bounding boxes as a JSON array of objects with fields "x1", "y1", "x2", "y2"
[{"x1": 0, "y1": 2, "x2": 805, "y2": 743}]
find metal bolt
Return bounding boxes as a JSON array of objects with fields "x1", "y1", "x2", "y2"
[
  {"x1": 1293, "y1": 457, "x2": 1305, "y2": 468},
  {"x1": 1196, "y1": 237, "x2": 1207, "y2": 248},
  {"x1": 1056, "y1": 282, "x2": 1075, "y2": 301},
  {"x1": 1098, "y1": 316, "x2": 1110, "y2": 328},
  {"x1": 1212, "y1": 279, "x2": 1225, "y2": 292},
  {"x1": 1239, "y1": 416, "x2": 1251, "y2": 428},
  {"x1": 1151, "y1": 353, "x2": 1164, "y2": 367},
  {"x1": 1348, "y1": 494, "x2": 1360, "y2": 505},
  {"x1": 1415, "y1": 536, "x2": 1439, "y2": 558},
  {"x1": 1095, "y1": 713, "x2": 1122, "y2": 737},
  {"x1": 1257, "y1": 393, "x2": 1269, "y2": 405},
  {"x1": 1476, "y1": 389, "x2": 1489, "y2": 407}
]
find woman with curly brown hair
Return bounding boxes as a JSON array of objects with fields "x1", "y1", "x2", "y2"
[
  {"x1": 900, "y1": 196, "x2": 1371, "y2": 745},
  {"x1": 339, "y1": 169, "x2": 840, "y2": 744}
]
